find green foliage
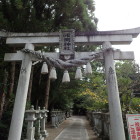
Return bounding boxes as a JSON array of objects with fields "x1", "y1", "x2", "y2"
[
  {"x1": 0, "y1": 94, "x2": 14, "y2": 140},
  {"x1": 0, "y1": 93, "x2": 30, "y2": 140},
  {"x1": 130, "y1": 98, "x2": 140, "y2": 113},
  {"x1": 0, "y1": 0, "x2": 97, "y2": 32},
  {"x1": 74, "y1": 64, "x2": 108, "y2": 112},
  {"x1": 49, "y1": 61, "x2": 108, "y2": 113},
  {"x1": 115, "y1": 60, "x2": 140, "y2": 113},
  {"x1": 48, "y1": 69, "x2": 80, "y2": 110}
]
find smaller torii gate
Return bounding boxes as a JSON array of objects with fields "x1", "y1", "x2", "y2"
[{"x1": 2, "y1": 27, "x2": 140, "y2": 140}]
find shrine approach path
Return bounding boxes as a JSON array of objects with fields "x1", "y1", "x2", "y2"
[{"x1": 46, "y1": 116, "x2": 100, "y2": 140}]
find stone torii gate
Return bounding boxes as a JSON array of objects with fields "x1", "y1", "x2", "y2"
[{"x1": 2, "y1": 27, "x2": 140, "y2": 140}]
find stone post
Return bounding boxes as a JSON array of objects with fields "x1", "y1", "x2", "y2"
[
  {"x1": 59, "y1": 111, "x2": 61, "y2": 124},
  {"x1": 58, "y1": 111, "x2": 60, "y2": 125},
  {"x1": 60, "y1": 111, "x2": 63, "y2": 123},
  {"x1": 40, "y1": 107, "x2": 48, "y2": 138},
  {"x1": 51, "y1": 110, "x2": 56, "y2": 128},
  {"x1": 24, "y1": 106, "x2": 36, "y2": 140},
  {"x1": 103, "y1": 41, "x2": 126, "y2": 140},
  {"x1": 62, "y1": 112, "x2": 65, "y2": 121},
  {"x1": 68, "y1": 111, "x2": 70, "y2": 117},
  {"x1": 70, "y1": 110, "x2": 72, "y2": 117},
  {"x1": 8, "y1": 44, "x2": 34, "y2": 140},
  {"x1": 36, "y1": 107, "x2": 43, "y2": 140},
  {"x1": 55, "y1": 111, "x2": 59, "y2": 127},
  {"x1": 64, "y1": 112, "x2": 67, "y2": 120}
]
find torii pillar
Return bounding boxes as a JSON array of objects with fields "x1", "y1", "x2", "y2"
[
  {"x1": 103, "y1": 41, "x2": 125, "y2": 140},
  {"x1": 8, "y1": 43, "x2": 34, "y2": 140},
  {"x1": 2, "y1": 27, "x2": 140, "y2": 140}
]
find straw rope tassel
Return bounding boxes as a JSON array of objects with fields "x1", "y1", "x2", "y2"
[
  {"x1": 62, "y1": 70, "x2": 70, "y2": 83},
  {"x1": 49, "y1": 67, "x2": 57, "y2": 80},
  {"x1": 75, "y1": 67, "x2": 82, "y2": 80},
  {"x1": 85, "y1": 62, "x2": 92, "y2": 74},
  {"x1": 41, "y1": 62, "x2": 48, "y2": 74}
]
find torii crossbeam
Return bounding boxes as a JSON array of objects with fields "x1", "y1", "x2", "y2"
[{"x1": 1, "y1": 27, "x2": 140, "y2": 140}]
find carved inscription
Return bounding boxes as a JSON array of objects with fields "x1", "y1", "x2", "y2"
[
  {"x1": 59, "y1": 29, "x2": 75, "y2": 60},
  {"x1": 20, "y1": 67, "x2": 26, "y2": 73},
  {"x1": 109, "y1": 67, "x2": 114, "y2": 74}
]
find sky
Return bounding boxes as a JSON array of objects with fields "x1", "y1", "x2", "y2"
[{"x1": 95, "y1": 0, "x2": 140, "y2": 64}]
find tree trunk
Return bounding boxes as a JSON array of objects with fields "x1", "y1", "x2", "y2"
[
  {"x1": 0, "y1": 70, "x2": 8, "y2": 119},
  {"x1": 8, "y1": 47, "x2": 16, "y2": 96},
  {"x1": 8, "y1": 62, "x2": 16, "y2": 96},
  {"x1": 27, "y1": 66, "x2": 34, "y2": 102},
  {"x1": 44, "y1": 72, "x2": 50, "y2": 109}
]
